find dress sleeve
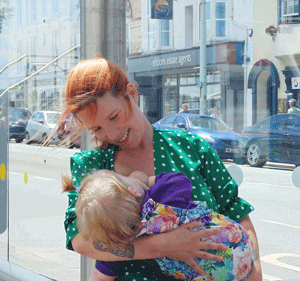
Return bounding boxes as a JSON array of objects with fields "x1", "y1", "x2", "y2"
[{"x1": 193, "y1": 136, "x2": 254, "y2": 222}]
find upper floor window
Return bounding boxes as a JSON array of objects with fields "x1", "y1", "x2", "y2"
[
  {"x1": 42, "y1": 0, "x2": 47, "y2": 16},
  {"x1": 216, "y1": 2, "x2": 226, "y2": 37},
  {"x1": 17, "y1": 0, "x2": 22, "y2": 26},
  {"x1": 30, "y1": 0, "x2": 37, "y2": 22},
  {"x1": 147, "y1": 0, "x2": 171, "y2": 50},
  {"x1": 52, "y1": 0, "x2": 58, "y2": 14},
  {"x1": 281, "y1": 0, "x2": 299, "y2": 23}
]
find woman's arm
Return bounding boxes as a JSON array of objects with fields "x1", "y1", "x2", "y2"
[
  {"x1": 72, "y1": 220, "x2": 227, "y2": 276},
  {"x1": 239, "y1": 215, "x2": 262, "y2": 281}
]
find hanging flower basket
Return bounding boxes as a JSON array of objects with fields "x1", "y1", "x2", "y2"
[{"x1": 265, "y1": 25, "x2": 280, "y2": 37}]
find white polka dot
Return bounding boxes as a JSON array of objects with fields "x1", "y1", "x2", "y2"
[
  {"x1": 172, "y1": 168, "x2": 175, "y2": 171},
  {"x1": 191, "y1": 177, "x2": 195, "y2": 180},
  {"x1": 241, "y1": 207, "x2": 244, "y2": 210},
  {"x1": 192, "y1": 186, "x2": 196, "y2": 189},
  {"x1": 210, "y1": 161, "x2": 214, "y2": 164},
  {"x1": 229, "y1": 190, "x2": 232, "y2": 193},
  {"x1": 218, "y1": 185, "x2": 221, "y2": 189},
  {"x1": 190, "y1": 168, "x2": 194, "y2": 171},
  {"x1": 216, "y1": 169, "x2": 219, "y2": 172},
  {"x1": 237, "y1": 215, "x2": 240, "y2": 219},
  {"x1": 181, "y1": 165, "x2": 184, "y2": 168},
  {"x1": 226, "y1": 199, "x2": 230, "y2": 202},
  {"x1": 178, "y1": 142, "x2": 181, "y2": 145},
  {"x1": 194, "y1": 195, "x2": 198, "y2": 198},
  {"x1": 207, "y1": 170, "x2": 210, "y2": 173},
  {"x1": 202, "y1": 192, "x2": 205, "y2": 195},
  {"x1": 231, "y1": 208, "x2": 234, "y2": 211},
  {"x1": 213, "y1": 178, "x2": 216, "y2": 181},
  {"x1": 161, "y1": 155, "x2": 165, "y2": 158}
]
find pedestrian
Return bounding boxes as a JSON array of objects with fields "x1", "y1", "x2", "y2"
[
  {"x1": 178, "y1": 103, "x2": 189, "y2": 113},
  {"x1": 210, "y1": 106, "x2": 222, "y2": 120},
  {"x1": 287, "y1": 98, "x2": 300, "y2": 114},
  {"x1": 62, "y1": 170, "x2": 254, "y2": 281},
  {"x1": 59, "y1": 57, "x2": 262, "y2": 280}
]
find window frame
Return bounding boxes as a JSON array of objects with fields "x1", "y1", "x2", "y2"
[
  {"x1": 146, "y1": 0, "x2": 173, "y2": 51},
  {"x1": 215, "y1": 1, "x2": 226, "y2": 38}
]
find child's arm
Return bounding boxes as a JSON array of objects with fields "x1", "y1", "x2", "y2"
[{"x1": 89, "y1": 267, "x2": 116, "y2": 281}]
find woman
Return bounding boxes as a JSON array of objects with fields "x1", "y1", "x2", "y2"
[{"x1": 61, "y1": 57, "x2": 262, "y2": 280}]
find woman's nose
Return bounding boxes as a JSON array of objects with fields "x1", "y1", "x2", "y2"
[{"x1": 105, "y1": 127, "x2": 120, "y2": 141}]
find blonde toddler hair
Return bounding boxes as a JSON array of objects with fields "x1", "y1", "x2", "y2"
[{"x1": 62, "y1": 169, "x2": 142, "y2": 247}]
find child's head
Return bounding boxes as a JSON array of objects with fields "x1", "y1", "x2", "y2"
[{"x1": 63, "y1": 169, "x2": 149, "y2": 248}]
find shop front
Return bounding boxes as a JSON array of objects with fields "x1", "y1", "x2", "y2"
[{"x1": 127, "y1": 42, "x2": 245, "y2": 132}]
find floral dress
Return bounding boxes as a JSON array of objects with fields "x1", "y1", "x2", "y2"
[{"x1": 64, "y1": 127, "x2": 254, "y2": 281}]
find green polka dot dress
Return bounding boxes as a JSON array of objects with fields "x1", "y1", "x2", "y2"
[{"x1": 64, "y1": 127, "x2": 254, "y2": 280}]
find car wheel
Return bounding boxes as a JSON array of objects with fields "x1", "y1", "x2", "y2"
[
  {"x1": 15, "y1": 137, "x2": 24, "y2": 143},
  {"x1": 25, "y1": 132, "x2": 32, "y2": 145},
  {"x1": 246, "y1": 142, "x2": 267, "y2": 168}
]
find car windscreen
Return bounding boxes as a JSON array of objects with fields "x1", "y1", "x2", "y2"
[
  {"x1": 46, "y1": 112, "x2": 61, "y2": 124},
  {"x1": 9, "y1": 108, "x2": 32, "y2": 119},
  {"x1": 188, "y1": 116, "x2": 234, "y2": 132}
]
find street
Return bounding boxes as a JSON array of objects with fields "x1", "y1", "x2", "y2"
[{"x1": 1, "y1": 143, "x2": 300, "y2": 281}]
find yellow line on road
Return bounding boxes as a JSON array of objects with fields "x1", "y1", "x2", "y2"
[{"x1": 262, "y1": 219, "x2": 300, "y2": 229}]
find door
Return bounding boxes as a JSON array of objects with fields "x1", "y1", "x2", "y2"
[
  {"x1": 267, "y1": 115, "x2": 290, "y2": 162},
  {"x1": 285, "y1": 115, "x2": 300, "y2": 164}
]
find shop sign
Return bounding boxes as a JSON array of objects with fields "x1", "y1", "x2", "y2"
[
  {"x1": 292, "y1": 77, "x2": 300, "y2": 89},
  {"x1": 151, "y1": 0, "x2": 173, "y2": 20}
]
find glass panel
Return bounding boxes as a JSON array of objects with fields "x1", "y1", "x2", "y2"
[
  {"x1": 0, "y1": 0, "x2": 81, "y2": 279},
  {"x1": 179, "y1": 86, "x2": 200, "y2": 113}
]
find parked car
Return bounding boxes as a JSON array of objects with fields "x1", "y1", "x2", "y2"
[
  {"x1": 153, "y1": 113, "x2": 242, "y2": 161},
  {"x1": 9, "y1": 107, "x2": 32, "y2": 143},
  {"x1": 25, "y1": 111, "x2": 61, "y2": 145},
  {"x1": 240, "y1": 113, "x2": 300, "y2": 168}
]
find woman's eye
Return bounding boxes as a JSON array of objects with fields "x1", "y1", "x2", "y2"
[
  {"x1": 93, "y1": 127, "x2": 101, "y2": 132},
  {"x1": 110, "y1": 114, "x2": 118, "y2": 121}
]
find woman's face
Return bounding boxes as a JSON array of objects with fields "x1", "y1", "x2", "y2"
[{"x1": 76, "y1": 83, "x2": 145, "y2": 149}]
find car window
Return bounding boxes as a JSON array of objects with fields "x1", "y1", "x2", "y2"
[
  {"x1": 174, "y1": 116, "x2": 186, "y2": 127},
  {"x1": 46, "y1": 112, "x2": 60, "y2": 124},
  {"x1": 38, "y1": 113, "x2": 45, "y2": 123},
  {"x1": 270, "y1": 115, "x2": 289, "y2": 131},
  {"x1": 160, "y1": 115, "x2": 177, "y2": 126},
  {"x1": 189, "y1": 116, "x2": 209, "y2": 129},
  {"x1": 286, "y1": 116, "x2": 300, "y2": 132},
  {"x1": 31, "y1": 112, "x2": 40, "y2": 122}
]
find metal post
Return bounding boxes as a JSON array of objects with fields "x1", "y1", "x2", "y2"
[
  {"x1": 200, "y1": 0, "x2": 207, "y2": 116},
  {"x1": 79, "y1": 1, "x2": 126, "y2": 280}
]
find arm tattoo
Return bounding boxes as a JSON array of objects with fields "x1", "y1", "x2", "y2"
[
  {"x1": 252, "y1": 249, "x2": 258, "y2": 262},
  {"x1": 93, "y1": 240, "x2": 135, "y2": 259}
]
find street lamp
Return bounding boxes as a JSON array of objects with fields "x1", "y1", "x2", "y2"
[{"x1": 199, "y1": 0, "x2": 207, "y2": 116}]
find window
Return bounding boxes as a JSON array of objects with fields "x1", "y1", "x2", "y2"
[
  {"x1": 216, "y1": 2, "x2": 226, "y2": 37},
  {"x1": 31, "y1": 0, "x2": 37, "y2": 22},
  {"x1": 17, "y1": 0, "x2": 22, "y2": 26},
  {"x1": 281, "y1": 0, "x2": 299, "y2": 23},
  {"x1": 147, "y1": 0, "x2": 171, "y2": 49},
  {"x1": 52, "y1": 0, "x2": 58, "y2": 14},
  {"x1": 42, "y1": 0, "x2": 46, "y2": 15},
  {"x1": 161, "y1": 115, "x2": 177, "y2": 126}
]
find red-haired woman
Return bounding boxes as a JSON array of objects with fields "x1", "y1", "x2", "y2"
[{"x1": 61, "y1": 58, "x2": 262, "y2": 281}]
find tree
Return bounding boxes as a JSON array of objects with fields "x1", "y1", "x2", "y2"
[{"x1": 0, "y1": 0, "x2": 13, "y2": 33}]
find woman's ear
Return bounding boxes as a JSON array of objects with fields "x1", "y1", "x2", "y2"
[{"x1": 126, "y1": 83, "x2": 139, "y2": 104}]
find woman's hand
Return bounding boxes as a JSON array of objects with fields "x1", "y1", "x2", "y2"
[{"x1": 158, "y1": 220, "x2": 228, "y2": 276}]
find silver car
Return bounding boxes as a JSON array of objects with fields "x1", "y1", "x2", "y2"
[{"x1": 25, "y1": 111, "x2": 61, "y2": 145}]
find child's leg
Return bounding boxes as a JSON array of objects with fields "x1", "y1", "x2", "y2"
[{"x1": 89, "y1": 267, "x2": 116, "y2": 281}]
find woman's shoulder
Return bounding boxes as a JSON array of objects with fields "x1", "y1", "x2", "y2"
[
  {"x1": 153, "y1": 126, "x2": 203, "y2": 143},
  {"x1": 71, "y1": 145, "x2": 115, "y2": 168}
]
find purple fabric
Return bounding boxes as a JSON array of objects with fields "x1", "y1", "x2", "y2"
[
  {"x1": 96, "y1": 172, "x2": 197, "y2": 276},
  {"x1": 142, "y1": 172, "x2": 197, "y2": 209}
]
